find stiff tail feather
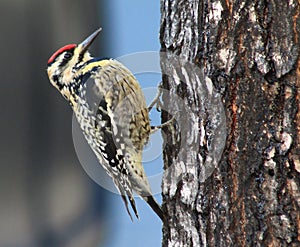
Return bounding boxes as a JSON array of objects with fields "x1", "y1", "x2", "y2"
[{"x1": 145, "y1": 195, "x2": 165, "y2": 222}]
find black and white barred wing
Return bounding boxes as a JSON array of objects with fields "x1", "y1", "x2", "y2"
[
  {"x1": 75, "y1": 75, "x2": 139, "y2": 220},
  {"x1": 92, "y1": 61, "x2": 153, "y2": 195}
]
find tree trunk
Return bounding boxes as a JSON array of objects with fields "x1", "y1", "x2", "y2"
[{"x1": 160, "y1": 0, "x2": 300, "y2": 246}]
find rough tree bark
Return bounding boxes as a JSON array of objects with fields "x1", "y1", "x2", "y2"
[{"x1": 160, "y1": 0, "x2": 300, "y2": 246}]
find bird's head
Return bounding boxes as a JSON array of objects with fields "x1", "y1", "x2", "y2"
[{"x1": 47, "y1": 28, "x2": 102, "y2": 100}]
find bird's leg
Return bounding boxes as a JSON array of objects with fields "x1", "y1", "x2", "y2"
[
  {"x1": 148, "y1": 82, "x2": 177, "y2": 144},
  {"x1": 148, "y1": 82, "x2": 162, "y2": 113},
  {"x1": 150, "y1": 116, "x2": 176, "y2": 134}
]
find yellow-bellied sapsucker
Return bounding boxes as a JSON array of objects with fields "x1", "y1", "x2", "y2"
[{"x1": 47, "y1": 28, "x2": 163, "y2": 221}]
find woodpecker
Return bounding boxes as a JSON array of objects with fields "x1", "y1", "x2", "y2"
[{"x1": 47, "y1": 28, "x2": 164, "y2": 221}]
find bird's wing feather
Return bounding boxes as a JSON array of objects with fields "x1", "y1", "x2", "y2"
[{"x1": 75, "y1": 75, "x2": 139, "y2": 219}]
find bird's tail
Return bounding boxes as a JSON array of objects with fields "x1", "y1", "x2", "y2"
[{"x1": 144, "y1": 195, "x2": 165, "y2": 222}]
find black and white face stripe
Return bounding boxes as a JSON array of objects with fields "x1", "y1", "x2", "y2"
[
  {"x1": 47, "y1": 44, "x2": 76, "y2": 66},
  {"x1": 58, "y1": 49, "x2": 75, "y2": 68},
  {"x1": 47, "y1": 46, "x2": 81, "y2": 93}
]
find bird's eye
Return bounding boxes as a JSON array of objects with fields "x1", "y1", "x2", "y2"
[{"x1": 64, "y1": 51, "x2": 72, "y2": 60}]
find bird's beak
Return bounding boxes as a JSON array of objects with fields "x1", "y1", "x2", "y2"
[{"x1": 79, "y1": 27, "x2": 102, "y2": 54}]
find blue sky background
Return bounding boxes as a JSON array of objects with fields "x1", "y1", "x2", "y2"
[{"x1": 98, "y1": 1, "x2": 163, "y2": 247}]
